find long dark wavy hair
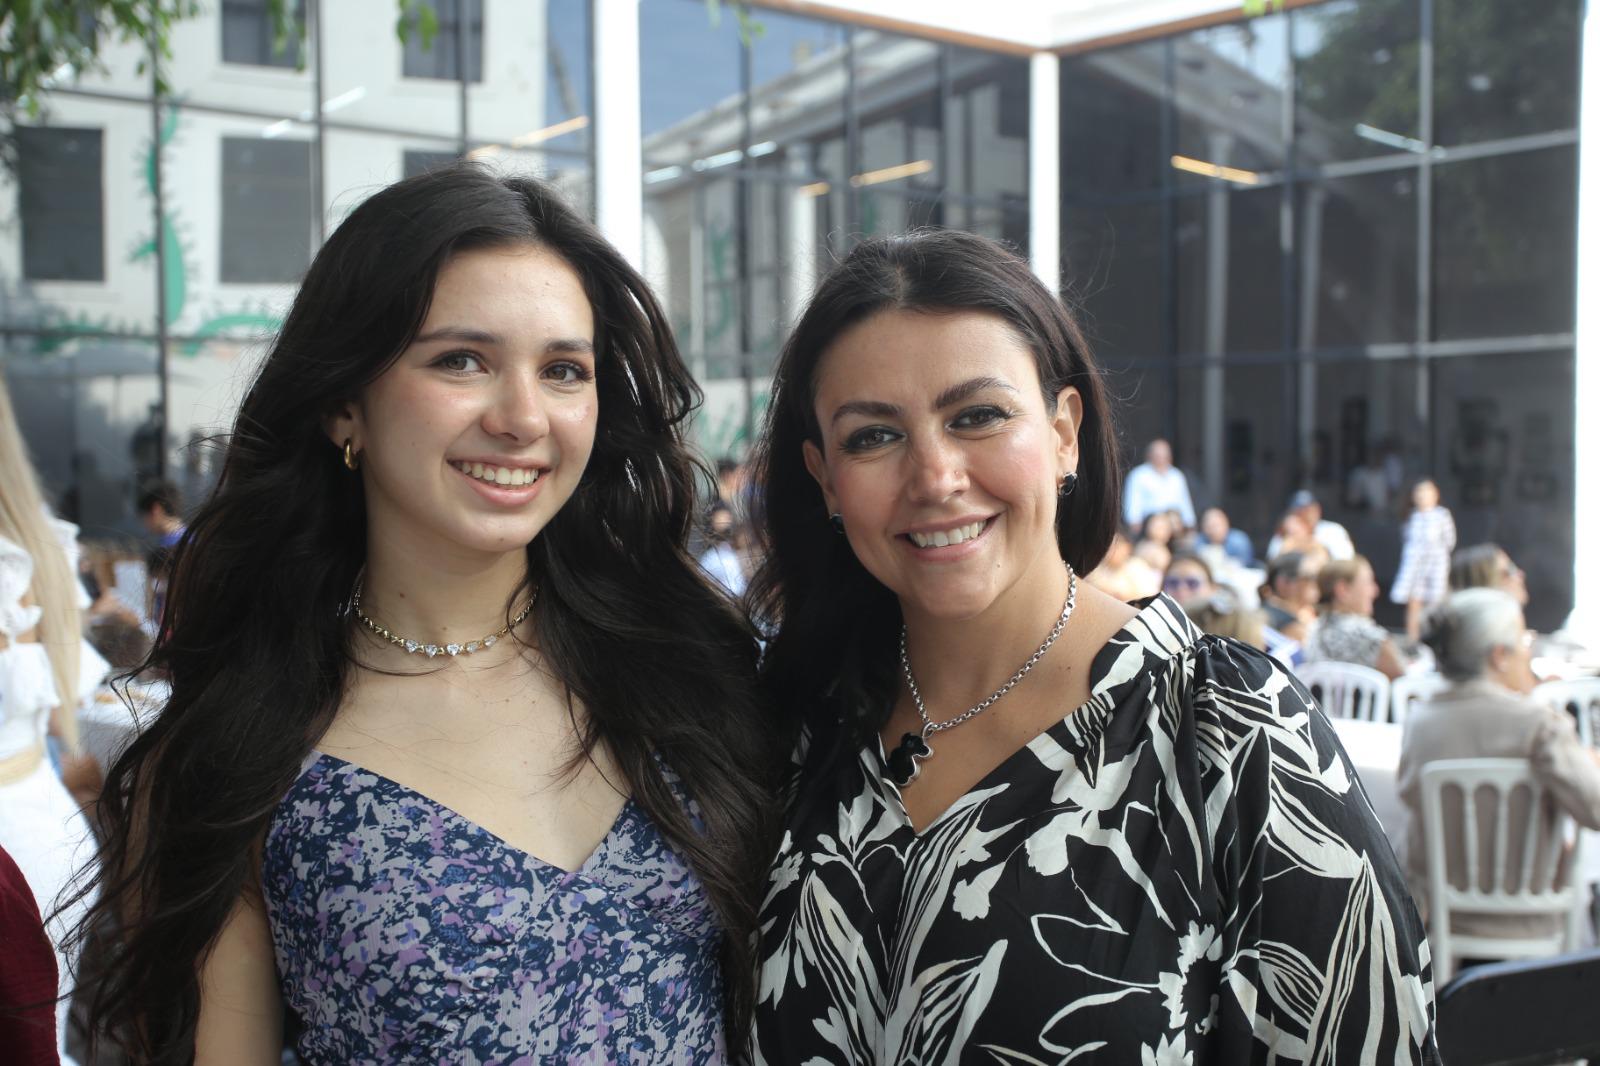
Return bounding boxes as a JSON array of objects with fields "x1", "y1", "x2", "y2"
[
  {"x1": 66, "y1": 164, "x2": 776, "y2": 1060},
  {"x1": 747, "y1": 229, "x2": 1122, "y2": 768}
]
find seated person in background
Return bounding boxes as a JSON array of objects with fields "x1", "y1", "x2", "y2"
[
  {"x1": 1161, "y1": 549, "x2": 1214, "y2": 606},
  {"x1": 1304, "y1": 556, "x2": 1406, "y2": 679},
  {"x1": 1181, "y1": 587, "x2": 1267, "y2": 651},
  {"x1": 1397, "y1": 588, "x2": 1600, "y2": 939},
  {"x1": 1198, "y1": 506, "x2": 1254, "y2": 567},
  {"x1": 1451, "y1": 542, "x2": 1529, "y2": 607},
  {"x1": 1132, "y1": 510, "x2": 1176, "y2": 573},
  {"x1": 1266, "y1": 490, "x2": 1352, "y2": 562},
  {"x1": 1084, "y1": 532, "x2": 1161, "y2": 602},
  {"x1": 1260, "y1": 551, "x2": 1315, "y2": 643}
]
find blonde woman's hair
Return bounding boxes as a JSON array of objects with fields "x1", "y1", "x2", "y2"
[
  {"x1": 0, "y1": 377, "x2": 82, "y2": 750},
  {"x1": 1317, "y1": 555, "x2": 1370, "y2": 613}
]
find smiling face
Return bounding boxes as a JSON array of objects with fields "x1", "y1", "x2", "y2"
[
  {"x1": 801, "y1": 309, "x2": 1079, "y2": 624},
  {"x1": 327, "y1": 244, "x2": 598, "y2": 563}
]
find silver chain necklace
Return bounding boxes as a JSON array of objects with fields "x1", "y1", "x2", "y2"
[
  {"x1": 351, "y1": 578, "x2": 536, "y2": 659},
  {"x1": 886, "y1": 567, "x2": 1077, "y2": 787}
]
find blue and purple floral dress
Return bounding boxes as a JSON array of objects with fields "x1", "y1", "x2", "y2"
[{"x1": 261, "y1": 752, "x2": 726, "y2": 1065}]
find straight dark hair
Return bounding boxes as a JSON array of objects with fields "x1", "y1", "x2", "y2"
[
  {"x1": 66, "y1": 164, "x2": 776, "y2": 1060},
  {"x1": 747, "y1": 229, "x2": 1121, "y2": 763}
]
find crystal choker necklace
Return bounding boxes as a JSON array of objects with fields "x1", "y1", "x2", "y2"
[{"x1": 351, "y1": 579, "x2": 537, "y2": 658}]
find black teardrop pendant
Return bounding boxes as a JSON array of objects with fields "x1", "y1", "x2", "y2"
[{"x1": 886, "y1": 732, "x2": 932, "y2": 787}]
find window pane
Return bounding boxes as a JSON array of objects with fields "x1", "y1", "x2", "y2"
[
  {"x1": 1432, "y1": 146, "x2": 1577, "y2": 341},
  {"x1": 1061, "y1": 41, "x2": 1167, "y2": 199},
  {"x1": 1299, "y1": 168, "x2": 1418, "y2": 348},
  {"x1": 168, "y1": 1, "x2": 312, "y2": 116},
  {"x1": 17, "y1": 127, "x2": 105, "y2": 282},
  {"x1": 1173, "y1": 15, "x2": 1289, "y2": 187},
  {"x1": 853, "y1": 32, "x2": 942, "y2": 197},
  {"x1": 1174, "y1": 185, "x2": 1285, "y2": 356},
  {"x1": 1297, "y1": 357, "x2": 1428, "y2": 625},
  {"x1": 1174, "y1": 361, "x2": 1293, "y2": 543},
  {"x1": 1063, "y1": 199, "x2": 1165, "y2": 366},
  {"x1": 1292, "y1": 0, "x2": 1420, "y2": 164},
  {"x1": 959, "y1": 50, "x2": 1029, "y2": 209},
  {"x1": 1433, "y1": 0, "x2": 1580, "y2": 146},
  {"x1": 3, "y1": 96, "x2": 155, "y2": 333},
  {"x1": 640, "y1": 0, "x2": 742, "y2": 164},
  {"x1": 220, "y1": 0, "x2": 303, "y2": 68},
  {"x1": 1433, "y1": 350, "x2": 1574, "y2": 630},
  {"x1": 403, "y1": 0, "x2": 484, "y2": 82},
  {"x1": 470, "y1": 0, "x2": 590, "y2": 161},
  {"x1": 220, "y1": 136, "x2": 313, "y2": 284}
]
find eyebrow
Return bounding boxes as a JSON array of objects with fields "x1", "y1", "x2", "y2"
[
  {"x1": 828, "y1": 375, "x2": 1018, "y2": 426},
  {"x1": 414, "y1": 326, "x2": 595, "y2": 355}
]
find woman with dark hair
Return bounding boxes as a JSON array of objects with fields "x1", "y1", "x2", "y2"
[
  {"x1": 67, "y1": 164, "x2": 774, "y2": 1063},
  {"x1": 747, "y1": 230, "x2": 1436, "y2": 1062}
]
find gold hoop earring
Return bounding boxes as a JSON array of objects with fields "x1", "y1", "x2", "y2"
[{"x1": 343, "y1": 439, "x2": 359, "y2": 471}]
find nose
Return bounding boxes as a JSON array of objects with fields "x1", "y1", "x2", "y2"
[
  {"x1": 482, "y1": 367, "x2": 550, "y2": 444},
  {"x1": 906, "y1": 434, "x2": 967, "y2": 503}
]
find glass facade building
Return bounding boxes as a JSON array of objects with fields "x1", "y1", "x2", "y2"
[
  {"x1": 0, "y1": 0, "x2": 1584, "y2": 627},
  {"x1": 1061, "y1": 0, "x2": 1582, "y2": 629}
]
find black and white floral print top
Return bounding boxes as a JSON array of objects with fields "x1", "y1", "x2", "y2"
[{"x1": 751, "y1": 594, "x2": 1438, "y2": 1064}]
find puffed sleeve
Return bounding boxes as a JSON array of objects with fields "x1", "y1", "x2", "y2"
[
  {"x1": 1191, "y1": 641, "x2": 1440, "y2": 1063},
  {"x1": 0, "y1": 537, "x2": 42, "y2": 643}
]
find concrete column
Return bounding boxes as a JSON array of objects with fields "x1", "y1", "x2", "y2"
[
  {"x1": 593, "y1": 0, "x2": 643, "y2": 269},
  {"x1": 1028, "y1": 51, "x2": 1061, "y2": 294},
  {"x1": 1567, "y1": 0, "x2": 1600, "y2": 639}
]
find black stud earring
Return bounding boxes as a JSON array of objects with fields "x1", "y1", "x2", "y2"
[
  {"x1": 829, "y1": 512, "x2": 846, "y2": 534},
  {"x1": 1058, "y1": 472, "x2": 1078, "y2": 498}
]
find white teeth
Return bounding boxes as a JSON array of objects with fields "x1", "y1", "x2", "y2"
[
  {"x1": 452, "y1": 461, "x2": 541, "y2": 487},
  {"x1": 909, "y1": 520, "x2": 986, "y2": 549}
]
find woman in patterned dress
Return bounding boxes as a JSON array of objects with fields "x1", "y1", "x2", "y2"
[
  {"x1": 745, "y1": 230, "x2": 1438, "y2": 1063},
  {"x1": 1391, "y1": 478, "x2": 1457, "y2": 644},
  {"x1": 68, "y1": 165, "x2": 775, "y2": 1063},
  {"x1": 1306, "y1": 556, "x2": 1408, "y2": 680}
]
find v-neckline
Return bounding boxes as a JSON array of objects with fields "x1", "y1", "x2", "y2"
[
  {"x1": 309, "y1": 750, "x2": 635, "y2": 877},
  {"x1": 872, "y1": 593, "x2": 1196, "y2": 837}
]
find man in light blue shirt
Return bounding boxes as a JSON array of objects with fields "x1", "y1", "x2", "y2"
[{"x1": 1123, "y1": 439, "x2": 1196, "y2": 530}]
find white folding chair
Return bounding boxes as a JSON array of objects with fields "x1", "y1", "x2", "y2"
[
  {"x1": 1389, "y1": 671, "x2": 1448, "y2": 728},
  {"x1": 1297, "y1": 661, "x2": 1393, "y2": 722},
  {"x1": 1420, "y1": 758, "x2": 1584, "y2": 982},
  {"x1": 1532, "y1": 678, "x2": 1600, "y2": 747}
]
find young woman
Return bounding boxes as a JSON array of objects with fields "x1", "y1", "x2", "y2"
[
  {"x1": 747, "y1": 230, "x2": 1437, "y2": 1062},
  {"x1": 0, "y1": 376, "x2": 104, "y2": 1066},
  {"x1": 70, "y1": 165, "x2": 774, "y2": 1063},
  {"x1": 1390, "y1": 478, "x2": 1456, "y2": 644}
]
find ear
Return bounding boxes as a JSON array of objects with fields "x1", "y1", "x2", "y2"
[
  {"x1": 802, "y1": 438, "x2": 839, "y2": 515},
  {"x1": 322, "y1": 399, "x2": 363, "y2": 455},
  {"x1": 1051, "y1": 385, "x2": 1083, "y2": 480}
]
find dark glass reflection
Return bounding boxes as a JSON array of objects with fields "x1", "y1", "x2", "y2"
[
  {"x1": 1433, "y1": 350, "x2": 1574, "y2": 630},
  {"x1": 1300, "y1": 168, "x2": 1418, "y2": 347},
  {"x1": 1292, "y1": 0, "x2": 1420, "y2": 164},
  {"x1": 1174, "y1": 184, "x2": 1284, "y2": 355},
  {"x1": 1172, "y1": 16, "x2": 1289, "y2": 186},
  {"x1": 1433, "y1": 0, "x2": 1580, "y2": 146},
  {"x1": 1061, "y1": 42, "x2": 1167, "y2": 199},
  {"x1": 1433, "y1": 146, "x2": 1577, "y2": 340}
]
